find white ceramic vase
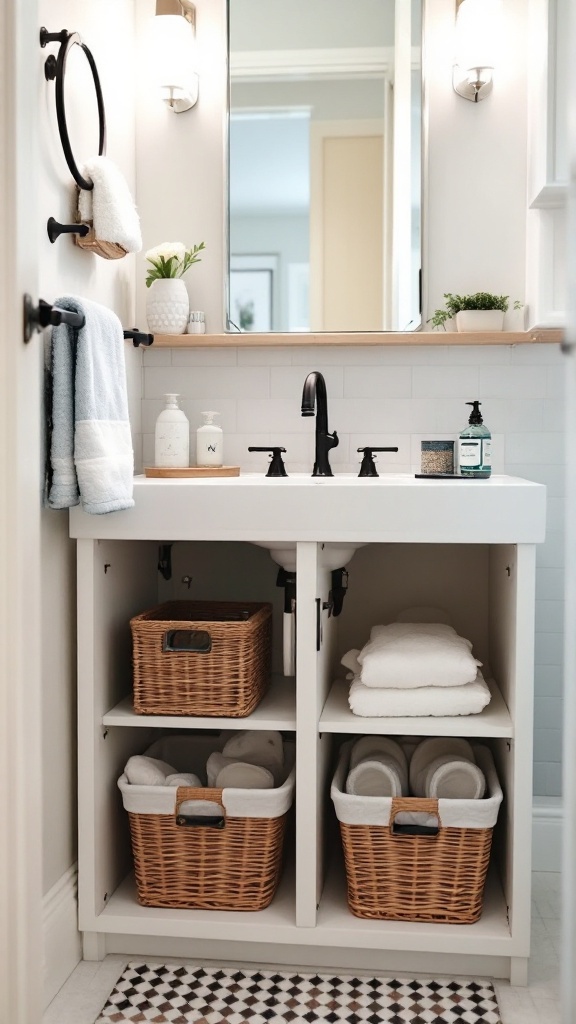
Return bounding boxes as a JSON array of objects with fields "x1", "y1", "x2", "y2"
[
  {"x1": 455, "y1": 309, "x2": 505, "y2": 332},
  {"x1": 146, "y1": 278, "x2": 189, "y2": 334}
]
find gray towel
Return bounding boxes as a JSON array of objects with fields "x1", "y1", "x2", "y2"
[{"x1": 47, "y1": 296, "x2": 134, "y2": 514}]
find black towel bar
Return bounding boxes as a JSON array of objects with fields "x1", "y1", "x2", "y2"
[
  {"x1": 23, "y1": 295, "x2": 154, "y2": 348},
  {"x1": 124, "y1": 329, "x2": 154, "y2": 348}
]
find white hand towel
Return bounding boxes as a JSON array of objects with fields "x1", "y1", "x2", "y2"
[
  {"x1": 414, "y1": 755, "x2": 486, "y2": 800},
  {"x1": 349, "y1": 736, "x2": 409, "y2": 793},
  {"x1": 346, "y1": 757, "x2": 405, "y2": 797},
  {"x1": 46, "y1": 296, "x2": 134, "y2": 514},
  {"x1": 124, "y1": 755, "x2": 177, "y2": 786},
  {"x1": 409, "y1": 736, "x2": 476, "y2": 793},
  {"x1": 222, "y1": 730, "x2": 284, "y2": 782},
  {"x1": 215, "y1": 762, "x2": 275, "y2": 790},
  {"x1": 356, "y1": 622, "x2": 482, "y2": 688},
  {"x1": 348, "y1": 670, "x2": 491, "y2": 717},
  {"x1": 77, "y1": 156, "x2": 142, "y2": 253},
  {"x1": 165, "y1": 773, "x2": 203, "y2": 788}
]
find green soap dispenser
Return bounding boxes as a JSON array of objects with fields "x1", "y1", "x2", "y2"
[{"x1": 458, "y1": 401, "x2": 492, "y2": 478}]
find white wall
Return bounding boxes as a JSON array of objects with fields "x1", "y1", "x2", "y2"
[
  {"x1": 38, "y1": 0, "x2": 139, "y2": 896},
  {"x1": 136, "y1": 0, "x2": 565, "y2": 797}
]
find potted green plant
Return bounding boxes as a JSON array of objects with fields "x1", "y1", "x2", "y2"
[
  {"x1": 429, "y1": 293, "x2": 523, "y2": 333},
  {"x1": 145, "y1": 240, "x2": 206, "y2": 335}
]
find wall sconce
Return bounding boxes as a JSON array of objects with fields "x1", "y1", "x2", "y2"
[
  {"x1": 154, "y1": 0, "x2": 198, "y2": 112},
  {"x1": 453, "y1": 0, "x2": 502, "y2": 102}
]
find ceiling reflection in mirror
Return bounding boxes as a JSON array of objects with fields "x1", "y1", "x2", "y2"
[{"x1": 227, "y1": 0, "x2": 422, "y2": 335}]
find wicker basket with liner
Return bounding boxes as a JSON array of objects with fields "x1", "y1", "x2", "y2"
[
  {"x1": 130, "y1": 600, "x2": 272, "y2": 717},
  {"x1": 331, "y1": 740, "x2": 502, "y2": 924},
  {"x1": 118, "y1": 734, "x2": 295, "y2": 910}
]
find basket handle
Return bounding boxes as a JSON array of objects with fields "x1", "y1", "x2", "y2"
[
  {"x1": 175, "y1": 786, "x2": 226, "y2": 829},
  {"x1": 163, "y1": 628, "x2": 212, "y2": 653},
  {"x1": 389, "y1": 796, "x2": 441, "y2": 837}
]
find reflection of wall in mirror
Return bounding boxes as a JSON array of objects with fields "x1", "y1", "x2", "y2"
[{"x1": 228, "y1": 0, "x2": 422, "y2": 333}]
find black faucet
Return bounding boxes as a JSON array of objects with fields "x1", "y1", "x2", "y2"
[{"x1": 301, "y1": 371, "x2": 339, "y2": 476}]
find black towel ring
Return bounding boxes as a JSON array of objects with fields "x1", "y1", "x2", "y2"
[{"x1": 40, "y1": 27, "x2": 106, "y2": 191}]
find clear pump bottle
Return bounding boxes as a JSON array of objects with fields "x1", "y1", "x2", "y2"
[
  {"x1": 458, "y1": 400, "x2": 491, "y2": 478},
  {"x1": 154, "y1": 394, "x2": 190, "y2": 468}
]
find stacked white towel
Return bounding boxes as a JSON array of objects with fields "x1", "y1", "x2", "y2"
[
  {"x1": 343, "y1": 619, "x2": 490, "y2": 718},
  {"x1": 124, "y1": 731, "x2": 285, "y2": 791},
  {"x1": 77, "y1": 156, "x2": 142, "y2": 254}
]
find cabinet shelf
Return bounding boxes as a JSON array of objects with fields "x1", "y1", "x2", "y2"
[
  {"x1": 319, "y1": 676, "x2": 512, "y2": 737},
  {"x1": 102, "y1": 673, "x2": 296, "y2": 731}
]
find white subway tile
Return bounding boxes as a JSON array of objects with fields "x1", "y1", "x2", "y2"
[
  {"x1": 171, "y1": 348, "x2": 238, "y2": 366},
  {"x1": 412, "y1": 365, "x2": 479, "y2": 398},
  {"x1": 536, "y1": 567, "x2": 565, "y2": 601},
  {"x1": 343, "y1": 365, "x2": 412, "y2": 399},
  {"x1": 142, "y1": 398, "x2": 238, "y2": 434},
  {"x1": 132, "y1": 434, "x2": 143, "y2": 476},
  {"x1": 141, "y1": 399, "x2": 165, "y2": 433},
  {"x1": 328, "y1": 398, "x2": 421, "y2": 433},
  {"x1": 533, "y1": 762, "x2": 548, "y2": 796},
  {"x1": 505, "y1": 432, "x2": 564, "y2": 464},
  {"x1": 542, "y1": 398, "x2": 566, "y2": 431},
  {"x1": 289, "y1": 346, "x2": 357, "y2": 366},
  {"x1": 238, "y1": 346, "x2": 293, "y2": 365},
  {"x1": 534, "y1": 664, "x2": 564, "y2": 696},
  {"x1": 142, "y1": 433, "x2": 154, "y2": 467},
  {"x1": 547, "y1": 365, "x2": 566, "y2": 398},
  {"x1": 440, "y1": 345, "x2": 511, "y2": 365},
  {"x1": 533, "y1": 728, "x2": 563, "y2": 762},
  {"x1": 545, "y1": 496, "x2": 565, "y2": 532},
  {"x1": 534, "y1": 631, "x2": 564, "y2": 666},
  {"x1": 505, "y1": 463, "x2": 565, "y2": 496},
  {"x1": 545, "y1": 762, "x2": 563, "y2": 796},
  {"x1": 142, "y1": 347, "x2": 172, "y2": 367},
  {"x1": 510, "y1": 343, "x2": 564, "y2": 365},
  {"x1": 271, "y1": 365, "x2": 344, "y2": 399},
  {"x1": 236, "y1": 398, "x2": 310, "y2": 434},
  {"x1": 479, "y1": 365, "x2": 547, "y2": 398},
  {"x1": 535, "y1": 601, "x2": 564, "y2": 633},
  {"x1": 534, "y1": 696, "x2": 564, "y2": 730},
  {"x1": 536, "y1": 530, "x2": 565, "y2": 569},
  {"x1": 145, "y1": 365, "x2": 269, "y2": 399},
  {"x1": 222, "y1": 434, "x2": 271, "y2": 469}
]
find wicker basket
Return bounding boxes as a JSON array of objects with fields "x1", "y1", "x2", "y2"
[
  {"x1": 118, "y1": 735, "x2": 295, "y2": 910},
  {"x1": 130, "y1": 600, "x2": 272, "y2": 717},
  {"x1": 331, "y1": 741, "x2": 502, "y2": 924}
]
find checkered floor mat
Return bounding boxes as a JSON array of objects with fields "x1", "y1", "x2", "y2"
[{"x1": 95, "y1": 962, "x2": 502, "y2": 1023}]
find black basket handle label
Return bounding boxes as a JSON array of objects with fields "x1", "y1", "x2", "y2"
[{"x1": 163, "y1": 628, "x2": 212, "y2": 653}]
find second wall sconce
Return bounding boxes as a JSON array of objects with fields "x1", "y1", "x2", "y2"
[
  {"x1": 453, "y1": 0, "x2": 502, "y2": 102},
  {"x1": 154, "y1": 0, "x2": 198, "y2": 112}
]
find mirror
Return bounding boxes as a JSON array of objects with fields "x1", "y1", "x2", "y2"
[{"x1": 227, "y1": 0, "x2": 422, "y2": 335}]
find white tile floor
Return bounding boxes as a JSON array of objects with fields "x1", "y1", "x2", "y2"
[{"x1": 43, "y1": 872, "x2": 562, "y2": 1024}]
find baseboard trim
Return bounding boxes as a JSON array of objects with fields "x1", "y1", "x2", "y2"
[
  {"x1": 43, "y1": 863, "x2": 82, "y2": 1008},
  {"x1": 532, "y1": 797, "x2": 563, "y2": 872}
]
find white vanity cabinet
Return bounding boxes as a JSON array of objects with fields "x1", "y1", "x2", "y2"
[{"x1": 70, "y1": 474, "x2": 546, "y2": 985}]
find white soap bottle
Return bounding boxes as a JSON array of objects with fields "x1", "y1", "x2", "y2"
[
  {"x1": 154, "y1": 394, "x2": 190, "y2": 468},
  {"x1": 196, "y1": 411, "x2": 223, "y2": 467}
]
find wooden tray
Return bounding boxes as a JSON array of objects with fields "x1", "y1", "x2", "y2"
[{"x1": 144, "y1": 466, "x2": 240, "y2": 478}]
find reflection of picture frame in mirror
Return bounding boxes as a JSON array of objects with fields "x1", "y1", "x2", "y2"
[{"x1": 230, "y1": 254, "x2": 276, "y2": 332}]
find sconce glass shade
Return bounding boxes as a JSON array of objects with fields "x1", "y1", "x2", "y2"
[
  {"x1": 453, "y1": 0, "x2": 502, "y2": 102},
  {"x1": 153, "y1": 14, "x2": 199, "y2": 112}
]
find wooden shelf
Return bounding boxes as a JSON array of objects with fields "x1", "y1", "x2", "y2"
[
  {"x1": 102, "y1": 673, "x2": 296, "y2": 731},
  {"x1": 139, "y1": 329, "x2": 563, "y2": 348},
  {"x1": 319, "y1": 675, "x2": 513, "y2": 737}
]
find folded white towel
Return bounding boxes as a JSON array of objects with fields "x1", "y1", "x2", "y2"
[
  {"x1": 165, "y1": 773, "x2": 203, "y2": 788},
  {"x1": 78, "y1": 156, "x2": 142, "y2": 253},
  {"x1": 349, "y1": 736, "x2": 409, "y2": 793},
  {"x1": 222, "y1": 730, "x2": 284, "y2": 783},
  {"x1": 354, "y1": 622, "x2": 482, "y2": 689},
  {"x1": 409, "y1": 736, "x2": 476, "y2": 793},
  {"x1": 348, "y1": 670, "x2": 491, "y2": 717},
  {"x1": 46, "y1": 296, "x2": 134, "y2": 514},
  {"x1": 215, "y1": 762, "x2": 275, "y2": 790},
  {"x1": 417, "y1": 755, "x2": 486, "y2": 800},
  {"x1": 124, "y1": 755, "x2": 177, "y2": 786},
  {"x1": 346, "y1": 757, "x2": 405, "y2": 797}
]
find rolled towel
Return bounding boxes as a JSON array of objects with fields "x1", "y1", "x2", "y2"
[
  {"x1": 165, "y1": 773, "x2": 203, "y2": 788},
  {"x1": 124, "y1": 755, "x2": 177, "y2": 786},
  {"x1": 215, "y1": 762, "x2": 275, "y2": 790},
  {"x1": 349, "y1": 736, "x2": 409, "y2": 793},
  {"x1": 77, "y1": 156, "x2": 142, "y2": 253},
  {"x1": 356, "y1": 622, "x2": 482, "y2": 689},
  {"x1": 346, "y1": 757, "x2": 405, "y2": 797},
  {"x1": 222, "y1": 730, "x2": 284, "y2": 782},
  {"x1": 348, "y1": 671, "x2": 491, "y2": 718},
  {"x1": 409, "y1": 736, "x2": 476, "y2": 794},
  {"x1": 206, "y1": 752, "x2": 236, "y2": 788},
  {"x1": 415, "y1": 755, "x2": 486, "y2": 800}
]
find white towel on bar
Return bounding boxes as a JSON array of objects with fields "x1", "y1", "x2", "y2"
[
  {"x1": 352, "y1": 622, "x2": 482, "y2": 689},
  {"x1": 78, "y1": 156, "x2": 142, "y2": 253},
  {"x1": 348, "y1": 670, "x2": 491, "y2": 718},
  {"x1": 46, "y1": 296, "x2": 134, "y2": 514}
]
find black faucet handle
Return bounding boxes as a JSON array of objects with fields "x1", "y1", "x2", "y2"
[
  {"x1": 248, "y1": 446, "x2": 288, "y2": 478},
  {"x1": 357, "y1": 445, "x2": 399, "y2": 478}
]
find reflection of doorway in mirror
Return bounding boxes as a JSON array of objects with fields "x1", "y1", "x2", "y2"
[
  {"x1": 288, "y1": 263, "x2": 310, "y2": 331},
  {"x1": 230, "y1": 254, "x2": 277, "y2": 332}
]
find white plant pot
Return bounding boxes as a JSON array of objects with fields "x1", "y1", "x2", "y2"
[
  {"x1": 455, "y1": 309, "x2": 505, "y2": 332},
  {"x1": 146, "y1": 278, "x2": 189, "y2": 335}
]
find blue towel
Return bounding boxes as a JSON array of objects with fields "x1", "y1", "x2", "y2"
[{"x1": 47, "y1": 296, "x2": 134, "y2": 514}]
